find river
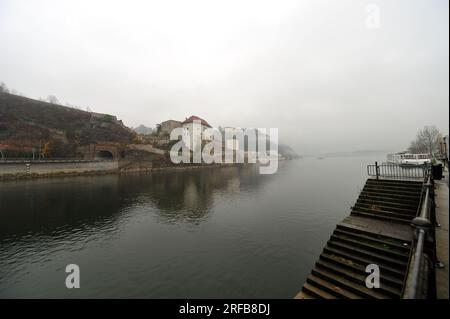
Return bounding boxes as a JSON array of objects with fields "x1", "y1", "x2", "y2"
[{"x1": 0, "y1": 156, "x2": 385, "y2": 298}]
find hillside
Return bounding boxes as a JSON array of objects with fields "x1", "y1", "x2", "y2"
[
  {"x1": 278, "y1": 144, "x2": 300, "y2": 159},
  {"x1": 133, "y1": 124, "x2": 153, "y2": 135},
  {"x1": 0, "y1": 93, "x2": 135, "y2": 157}
]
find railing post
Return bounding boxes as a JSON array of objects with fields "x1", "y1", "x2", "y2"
[{"x1": 375, "y1": 161, "x2": 379, "y2": 180}]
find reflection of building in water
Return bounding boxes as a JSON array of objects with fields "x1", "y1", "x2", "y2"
[
  {"x1": 0, "y1": 165, "x2": 273, "y2": 241},
  {"x1": 183, "y1": 178, "x2": 200, "y2": 208},
  {"x1": 146, "y1": 166, "x2": 265, "y2": 224},
  {"x1": 225, "y1": 175, "x2": 240, "y2": 193},
  {"x1": 0, "y1": 175, "x2": 123, "y2": 240}
]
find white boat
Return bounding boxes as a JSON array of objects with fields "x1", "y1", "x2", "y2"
[{"x1": 387, "y1": 152, "x2": 431, "y2": 166}]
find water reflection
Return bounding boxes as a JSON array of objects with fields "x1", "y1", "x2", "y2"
[
  {"x1": 0, "y1": 157, "x2": 383, "y2": 298},
  {"x1": 118, "y1": 165, "x2": 270, "y2": 225},
  {"x1": 0, "y1": 165, "x2": 267, "y2": 242}
]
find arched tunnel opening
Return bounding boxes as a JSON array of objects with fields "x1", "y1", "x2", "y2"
[{"x1": 96, "y1": 150, "x2": 114, "y2": 160}]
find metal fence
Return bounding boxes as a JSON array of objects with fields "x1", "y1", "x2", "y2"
[
  {"x1": 0, "y1": 158, "x2": 112, "y2": 164},
  {"x1": 402, "y1": 166, "x2": 439, "y2": 299},
  {"x1": 367, "y1": 162, "x2": 426, "y2": 179}
]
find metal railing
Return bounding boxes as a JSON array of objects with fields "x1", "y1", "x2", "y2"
[
  {"x1": 402, "y1": 166, "x2": 438, "y2": 299},
  {"x1": 0, "y1": 158, "x2": 113, "y2": 164},
  {"x1": 367, "y1": 161, "x2": 426, "y2": 179}
]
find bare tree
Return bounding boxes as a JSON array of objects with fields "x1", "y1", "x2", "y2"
[
  {"x1": 47, "y1": 95, "x2": 60, "y2": 104},
  {"x1": 0, "y1": 82, "x2": 9, "y2": 93},
  {"x1": 408, "y1": 125, "x2": 442, "y2": 155}
]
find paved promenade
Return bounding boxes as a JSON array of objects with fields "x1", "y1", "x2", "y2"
[{"x1": 435, "y1": 173, "x2": 449, "y2": 299}]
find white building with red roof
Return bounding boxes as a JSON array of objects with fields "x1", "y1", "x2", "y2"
[
  {"x1": 181, "y1": 115, "x2": 212, "y2": 152},
  {"x1": 181, "y1": 115, "x2": 212, "y2": 128}
]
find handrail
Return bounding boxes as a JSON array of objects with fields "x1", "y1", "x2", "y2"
[
  {"x1": 367, "y1": 162, "x2": 426, "y2": 179},
  {"x1": 0, "y1": 158, "x2": 113, "y2": 164},
  {"x1": 402, "y1": 166, "x2": 435, "y2": 299}
]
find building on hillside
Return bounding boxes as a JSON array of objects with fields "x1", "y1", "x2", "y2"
[
  {"x1": 159, "y1": 120, "x2": 181, "y2": 136},
  {"x1": 223, "y1": 127, "x2": 240, "y2": 151},
  {"x1": 181, "y1": 115, "x2": 212, "y2": 152}
]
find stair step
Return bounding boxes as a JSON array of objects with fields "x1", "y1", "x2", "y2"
[
  {"x1": 359, "y1": 191, "x2": 420, "y2": 207},
  {"x1": 330, "y1": 233, "x2": 410, "y2": 260},
  {"x1": 336, "y1": 224, "x2": 412, "y2": 246},
  {"x1": 360, "y1": 190, "x2": 420, "y2": 202},
  {"x1": 319, "y1": 253, "x2": 405, "y2": 289},
  {"x1": 363, "y1": 185, "x2": 422, "y2": 196},
  {"x1": 354, "y1": 202, "x2": 417, "y2": 215},
  {"x1": 351, "y1": 211, "x2": 412, "y2": 225},
  {"x1": 366, "y1": 179, "x2": 423, "y2": 187},
  {"x1": 315, "y1": 259, "x2": 402, "y2": 297},
  {"x1": 364, "y1": 183, "x2": 422, "y2": 191},
  {"x1": 365, "y1": 179, "x2": 423, "y2": 190},
  {"x1": 296, "y1": 290, "x2": 316, "y2": 299},
  {"x1": 333, "y1": 228, "x2": 410, "y2": 252},
  {"x1": 306, "y1": 274, "x2": 361, "y2": 299},
  {"x1": 357, "y1": 198, "x2": 418, "y2": 210},
  {"x1": 301, "y1": 282, "x2": 336, "y2": 299},
  {"x1": 326, "y1": 241, "x2": 408, "y2": 268},
  {"x1": 351, "y1": 206, "x2": 415, "y2": 220},
  {"x1": 364, "y1": 183, "x2": 422, "y2": 194},
  {"x1": 311, "y1": 267, "x2": 390, "y2": 299},
  {"x1": 323, "y1": 246, "x2": 407, "y2": 279},
  {"x1": 330, "y1": 234, "x2": 409, "y2": 262}
]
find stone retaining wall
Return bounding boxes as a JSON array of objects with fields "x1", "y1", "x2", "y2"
[{"x1": 0, "y1": 161, "x2": 118, "y2": 178}]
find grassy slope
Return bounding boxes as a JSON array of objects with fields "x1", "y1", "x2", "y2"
[{"x1": 0, "y1": 93, "x2": 135, "y2": 148}]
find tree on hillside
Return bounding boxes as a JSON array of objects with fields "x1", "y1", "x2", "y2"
[
  {"x1": 0, "y1": 82, "x2": 9, "y2": 93},
  {"x1": 42, "y1": 140, "x2": 66, "y2": 158},
  {"x1": 47, "y1": 95, "x2": 60, "y2": 104},
  {"x1": 42, "y1": 142, "x2": 51, "y2": 158},
  {"x1": 156, "y1": 124, "x2": 162, "y2": 135},
  {"x1": 408, "y1": 125, "x2": 442, "y2": 155}
]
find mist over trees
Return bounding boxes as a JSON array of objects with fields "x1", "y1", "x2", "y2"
[
  {"x1": 1, "y1": 80, "x2": 85, "y2": 111},
  {"x1": 408, "y1": 125, "x2": 442, "y2": 155},
  {"x1": 46, "y1": 95, "x2": 60, "y2": 104},
  {"x1": 0, "y1": 82, "x2": 9, "y2": 93}
]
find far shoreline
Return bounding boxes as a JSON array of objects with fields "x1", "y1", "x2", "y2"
[{"x1": 0, "y1": 161, "x2": 265, "y2": 182}]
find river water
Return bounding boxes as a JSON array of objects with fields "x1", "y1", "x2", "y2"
[{"x1": 0, "y1": 156, "x2": 385, "y2": 298}]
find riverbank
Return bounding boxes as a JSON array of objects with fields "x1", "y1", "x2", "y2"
[{"x1": 0, "y1": 160, "x2": 256, "y2": 181}]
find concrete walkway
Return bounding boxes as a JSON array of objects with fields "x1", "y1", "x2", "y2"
[{"x1": 435, "y1": 174, "x2": 449, "y2": 299}]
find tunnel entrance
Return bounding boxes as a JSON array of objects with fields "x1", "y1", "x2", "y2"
[{"x1": 96, "y1": 150, "x2": 114, "y2": 160}]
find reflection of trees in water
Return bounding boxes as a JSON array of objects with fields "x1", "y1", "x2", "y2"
[
  {"x1": 0, "y1": 165, "x2": 274, "y2": 241},
  {"x1": 119, "y1": 165, "x2": 265, "y2": 225},
  {"x1": 0, "y1": 175, "x2": 123, "y2": 242},
  {"x1": 114, "y1": 165, "x2": 274, "y2": 225}
]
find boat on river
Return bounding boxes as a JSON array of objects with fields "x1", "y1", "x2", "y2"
[{"x1": 387, "y1": 152, "x2": 431, "y2": 166}]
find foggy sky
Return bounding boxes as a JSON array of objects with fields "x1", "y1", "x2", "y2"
[{"x1": 0, "y1": 0, "x2": 448, "y2": 154}]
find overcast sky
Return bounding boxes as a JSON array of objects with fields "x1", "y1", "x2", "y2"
[{"x1": 0, "y1": 0, "x2": 448, "y2": 154}]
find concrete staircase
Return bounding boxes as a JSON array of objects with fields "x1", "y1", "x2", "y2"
[
  {"x1": 351, "y1": 179, "x2": 423, "y2": 224},
  {"x1": 297, "y1": 178, "x2": 423, "y2": 299},
  {"x1": 298, "y1": 224, "x2": 412, "y2": 299}
]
